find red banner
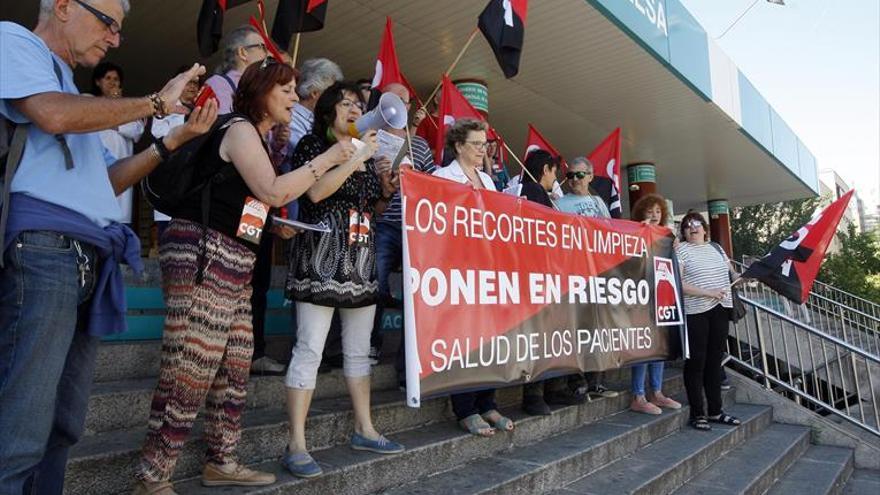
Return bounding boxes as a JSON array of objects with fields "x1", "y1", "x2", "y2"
[{"x1": 401, "y1": 171, "x2": 685, "y2": 406}]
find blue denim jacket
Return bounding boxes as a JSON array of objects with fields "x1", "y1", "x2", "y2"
[{"x1": 3, "y1": 193, "x2": 143, "y2": 336}]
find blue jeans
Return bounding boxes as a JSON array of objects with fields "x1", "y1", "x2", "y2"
[
  {"x1": 370, "y1": 222, "x2": 402, "y2": 350},
  {"x1": 0, "y1": 231, "x2": 100, "y2": 495},
  {"x1": 631, "y1": 362, "x2": 665, "y2": 396}
]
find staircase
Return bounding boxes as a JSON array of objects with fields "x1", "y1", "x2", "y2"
[{"x1": 67, "y1": 339, "x2": 880, "y2": 494}]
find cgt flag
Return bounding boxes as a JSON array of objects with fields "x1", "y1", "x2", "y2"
[
  {"x1": 587, "y1": 128, "x2": 622, "y2": 218},
  {"x1": 197, "y1": 0, "x2": 254, "y2": 57},
  {"x1": 401, "y1": 170, "x2": 685, "y2": 405},
  {"x1": 523, "y1": 123, "x2": 567, "y2": 173},
  {"x1": 434, "y1": 76, "x2": 497, "y2": 162},
  {"x1": 270, "y1": 0, "x2": 329, "y2": 50},
  {"x1": 478, "y1": 0, "x2": 529, "y2": 78},
  {"x1": 742, "y1": 190, "x2": 854, "y2": 304}
]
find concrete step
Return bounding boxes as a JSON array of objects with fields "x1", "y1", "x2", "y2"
[
  {"x1": 84, "y1": 363, "x2": 398, "y2": 435},
  {"x1": 379, "y1": 401, "x2": 690, "y2": 495},
  {"x1": 555, "y1": 403, "x2": 772, "y2": 495},
  {"x1": 843, "y1": 469, "x2": 880, "y2": 494},
  {"x1": 766, "y1": 445, "x2": 854, "y2": 495},
  {"x1": 671, "y1": 423, "x2": 809, "y2": 495},
  {"x1": 66, "y1": 386, "x2": 463, "y2": 495},
  {"x1": 165, "y1": 374, "x2": 686, "y2": 495}
]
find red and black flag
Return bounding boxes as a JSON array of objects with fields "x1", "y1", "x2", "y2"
[
  {"x1": 197, "y1": 0, "x2": 254, "y2": 57},
  {"x1": 587, "y1": 128, "x2": 622, "y2": 218},
  {"x1": 742, "y1": 190, "x2": 854, "y2": 304},
  {"x1": 477, "y1": 0, "x2": 528, "y2": 78},
  {"x1": 271, "y1": 0, "x2": 329, "y2": 50}
]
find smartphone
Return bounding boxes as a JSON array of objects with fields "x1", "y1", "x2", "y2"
[{"x1": 194, "y1": 85, "x2": 216, "y2": 108}]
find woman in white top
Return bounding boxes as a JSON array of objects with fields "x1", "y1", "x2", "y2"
[
  {"x1": 676, "y1": 212, "x2": 741, "y2": 431},
  {"x1": 432, "y1": 118, "x2": 513, "y2": 437}
]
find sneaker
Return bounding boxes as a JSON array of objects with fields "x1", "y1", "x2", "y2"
[
  {"x1": 350, "y1": 432, "x2": 405, "y2": 454},
  {"x1": 630, "y1": 396, "x2": 662, "y2": 415},
  {"x1": 649, "y1": 392, "x2": 682, "y2": 410},
  {"x1": 282, "y1": 449, "x2": 323, "y2": 478},
  {"x1": 587, "y1": 384, "x2": 619, "y2": 399},
  {"x1": 250, "y1": 356, "x2": 286, "y2": 375},
  {"x1": 720, "y1": 379, "x2": 732, "y2": 391},
  {"x1": 132, "y1": 480, "x2": 177, "y2": 495},
  {"x1": 522, "y1": 395, "x2": 551, "y2": 416},
  {"x1": 368, "y1": 346, "x2": 381, "y2": 365},
  {"x1": 201, "y1": 461, "x2": 275, "y2": 487}
]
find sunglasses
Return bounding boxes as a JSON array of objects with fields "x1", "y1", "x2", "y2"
[
  {"x1": 566, "y1": 171, "x2": 592, "y2": 180},
  {"x1": 74, "y1": 0, "x2": 123, "y2": 40},
  {"x1": 259, "y1": 56, "x2": 279, "y2": 70}
]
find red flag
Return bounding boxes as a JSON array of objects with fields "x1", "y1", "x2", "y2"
[
  {"x1": 587, "y1": 128, "x2": 622, "y2": 218},
  {"x1": 434, "y1": 76, "x2": 498, "y2": 162},
  {"x1": 477, "y1": 0, "x2": 528, "y2": 78},
  {"x1": 523, "y1": 123, "x2": 566, "y2": 171},
  {"x1": 371, "y1": 17, "x2": 418, "y2": 100},
  {"x1": 248, "y1": 16, "x2": 286, "y2": 63},
  {"x1": 742, "y1": 190, "x2": 855, "y2": 303}
]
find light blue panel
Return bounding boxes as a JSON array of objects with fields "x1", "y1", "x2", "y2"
[
  {"x1": 665, "y1": 0, "x2": 712, "y2": 99},
  {"x1": 125, "y1": 287, "x2": 164, "y2": 310},
  {"x1": 797, "y1": 140, "x2": 819, "y2": 193},
  {"x1": 587, "y1": 0, "x2": 671, "y2": 62},
  {"x1": 102, "y1": 315, "x2": 164, "y2": 342},
  {"x1": 769, "y1": 109, "x2": 800, "y2": 175},
  {"x1": 737, "y1": 72, "x2": 773, "y2": 151}
]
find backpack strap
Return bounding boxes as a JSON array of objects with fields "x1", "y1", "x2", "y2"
[
  {"x1": 219, "y1": 72, "x2": 237, "y2": 93},
  {"x1": 50, "y1": 59, "x2": 74, "y2": 171}
]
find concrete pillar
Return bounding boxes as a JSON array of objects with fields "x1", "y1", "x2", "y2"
[
  {"x1": 708, "y1": 199, "x2": 733, "y2": 258},
  {"x1": 453, "y1": 78, "x2": 489, "y2": 118},
  {"x1": 626, "y1": 162, "x2": 657, "y2": 211}
]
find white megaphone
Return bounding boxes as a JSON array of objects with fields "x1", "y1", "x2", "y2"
[{"x1": 348, "y1": 92, "x2": 408, "y2": 138}]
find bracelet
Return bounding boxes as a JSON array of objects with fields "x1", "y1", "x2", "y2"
[
  {"x1": 147, "y1": 92, "x2": 168, "y2": 119},
  {"x1": 153, "y1": 138, "x2": 171, "y2": 161},
  {"x1": 148, "y1": 143, "x2": 162, "y2": 161},
  {"x1": 307, "y1": 161, "x2": 321, "y2": 180}
]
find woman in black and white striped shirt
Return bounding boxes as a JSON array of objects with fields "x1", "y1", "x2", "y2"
[{"x1": 676, "y1": 212, "x2": 742, "y2": 431}]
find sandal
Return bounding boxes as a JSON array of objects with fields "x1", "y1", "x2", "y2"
[
  {"x1": 459, "y1": 413, "x2": 495, "y2": 437},
  {"x1": 690, "y1": 417, "x2": 711, "y2": 431},
  {"x1": 708, "y1": 413, "x2": 741, "y2": 426},
  {"x1": 481, "y1": 410, "x2": 515, "y2": 431}
]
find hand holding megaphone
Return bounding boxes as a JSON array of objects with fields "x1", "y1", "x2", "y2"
[{"x1": 347, "y1": 92, "x2": 408, "y2": 138}]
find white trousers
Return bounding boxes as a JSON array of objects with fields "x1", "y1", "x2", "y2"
[{"x1": 285, "y1": 302, "x2": 376, "y2": 389}]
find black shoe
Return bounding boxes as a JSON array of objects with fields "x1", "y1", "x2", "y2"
[
  {"x1": 545, "y1": 389, "x2": 587, "y2": 406},
  {"x1": 522, "y1": 395, "x2": 551, "y2": 416}
]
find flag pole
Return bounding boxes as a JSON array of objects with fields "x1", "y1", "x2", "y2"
[
  {"x1": 405, "y1": 125, "x2": 415, "y2": 169},
  {"x1": 418, "y1": 27, "x2": 480, "y2": 129},
  {"x1": 502, "y1": 141, "x2": 559, "y2": 210},
  {"x1": 290, "y1": 32, "x2": 302, "y2": 66}
]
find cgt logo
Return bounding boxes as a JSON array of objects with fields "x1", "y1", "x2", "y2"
[{"x1": 654, "y1": 256, "x2": 683, "y2": 326}]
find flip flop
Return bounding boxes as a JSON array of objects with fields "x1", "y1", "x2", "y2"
[
  {"x1": 690, "y1": 417, "x2": 711, "y2": 431},
  {"x1": 459, "y1": 413, "x2": 495, "y2": 437},
  {"x1": 708, "y1": 413, "x2": 741, "y2": 426},
  {"x1": 481, "y1": 409, "x2": 515, "y2": 431}
]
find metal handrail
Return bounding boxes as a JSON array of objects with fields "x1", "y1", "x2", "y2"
[
  {"x1": 728, "y1": 295, "x2": 880, "y2": 438},
  {"x1": 813, "y1": 279, "x2": 880, "y2": 314}
]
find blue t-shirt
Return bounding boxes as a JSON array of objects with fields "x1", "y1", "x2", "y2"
[
  {"x1": 0, "y1": 21, "x2": 120, "y2": 227},
  {"x1": 557, "y1": 193, "x2": 611, "y2": 219}
]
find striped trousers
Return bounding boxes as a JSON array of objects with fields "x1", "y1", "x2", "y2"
[{"x1": 136, "y1": 219, "x2": 256, "y2": 482}]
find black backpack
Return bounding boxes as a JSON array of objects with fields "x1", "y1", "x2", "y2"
[{"x1": 140, "y1": 113, "x2": 247, "y2": 221}]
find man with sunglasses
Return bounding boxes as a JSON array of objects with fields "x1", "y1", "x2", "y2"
[
  {"x1": 204, "y1": 25, "x2": 268, "y2": 115},
  {"x1": 0, "y1": 1, "x2": 215, "y2": 493}
]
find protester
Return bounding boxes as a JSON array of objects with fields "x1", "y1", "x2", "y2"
[
  {"x1": 483, "y1": 138, "x2": 510, "y2": 191},
  {"x1": 556, "y1": 157, "x2": 619, "y2": 400},
  {"x1": 91, "y1": 61, "x2": 145, "y2": 226},
  {"x1": 628, "y1": 193, "x2": 682, "y2": 415},
  {"x1": 204, "y1": 25, "x2": 267, "y2": 114},
  {"x1": 150, "y1": 65, "x2": 201, "y2": 240},
  {"x1": 676, "y1": 212, "x2": 742, "y2": 431},
  {"x1": 433, "y1": 118, "x2": 515, "y2": 436},
  {"x1": 0, "y1": 1, "x2": 212, "y2": 492},
  {"x1": 289, "y1": 58, "x2": 344, "y2": 149},
  {"x1": 356, "y1": 77, "x2": 373, "y2": 104},
  {"x1": 369, "y1": 82, "x2": 436, "y2": 384},
  {"x1": 133, "y1": 60, "x2": 355, "y2": 493},
  {"x1": 283, "y1": 81, "x2": 402, "y2": 477}
]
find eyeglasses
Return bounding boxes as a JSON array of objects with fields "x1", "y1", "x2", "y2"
[
  {"x1": 465, "y1": 141, "x2": 488, "y2": 150},
  {"x1": 686, "y1": 221, "x2": 704, "y2": 231},
  {"x1": 243, "y1": 42, "x2": 268, "y2": 53},
  {"x1": 338, "y1": 99, "x2": 365, "y2": 112},
  {"x1": 74, "y1": 0, "x2": 123, "y2": 40},
  {"x1": 566, "y1": 171, "x2": 592, "y2": 180}
]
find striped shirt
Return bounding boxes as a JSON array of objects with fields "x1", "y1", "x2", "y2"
[
  {"x1": 378, "y1": 135, "x2": 436, "y2": 225},
  {"x1": 676, "y1": 242, "x2": 733, "y2": 315}
]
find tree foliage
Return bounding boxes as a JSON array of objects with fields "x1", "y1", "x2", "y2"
[
  {"x1": 818, "y1": 224, "x2": 880, "y2": 302},
  {"x1": 730, "y1": 196, "x2": 824, "y2": 260}
]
